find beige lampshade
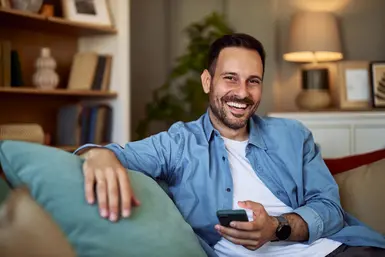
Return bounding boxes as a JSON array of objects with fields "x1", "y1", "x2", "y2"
[{"x1": 283, "y1": 11, "x2": 343, "y2": 62}]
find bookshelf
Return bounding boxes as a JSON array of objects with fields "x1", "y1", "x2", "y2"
[
  {"x1": 0, "y1": 0, "x2": 129, "y2": 151},
  {"x1": 0, "y1": 87, "x2": 118, "y2": 98},
  {"x1": 0, "y1": 7, "x2": 117, "y2": 36}
]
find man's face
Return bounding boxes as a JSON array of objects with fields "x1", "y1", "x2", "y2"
[{"x1": 202, "y1": 47, "x2": 264, "y2": 130}]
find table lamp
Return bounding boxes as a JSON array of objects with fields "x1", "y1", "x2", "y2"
[{"x1": 283, "y1": 11, "x2": 343, "y2": 110}]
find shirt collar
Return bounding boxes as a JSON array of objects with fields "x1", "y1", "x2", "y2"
[{"x1": 202, "y1": 109, "x2": 267, "y2": 150}]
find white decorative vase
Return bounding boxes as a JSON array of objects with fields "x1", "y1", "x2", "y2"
[{"x1": 33, "y1": 47, "x2": 59, "y2": 89}]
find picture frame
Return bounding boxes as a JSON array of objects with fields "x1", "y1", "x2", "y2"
[
  {"x1": 369, "y1": 61, "x2": 385, "y2": 108},
  {"x1": 337, "y1": 61, "x2": 371, "y2": 109},
  {"x1": 61, "y1": 0, "x2": 113, "y2": 27}
]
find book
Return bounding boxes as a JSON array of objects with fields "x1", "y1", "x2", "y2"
[
  {"x1": 0, "y1": 40, "x2": 11, "y2": 87},
  {"x1": 2, "y1": 41, "x2": 11, "y2": 87},
  {"x1": 56, "y1": 103, "x2": 113, "y2": 146},
  {"x1": 67, "y1": 52, "x2": 113, "y2": 91},
  {"x1": 67, "y1": 52, "x2": 99, "y2": 90}
]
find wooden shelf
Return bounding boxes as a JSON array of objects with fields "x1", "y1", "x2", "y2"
[
  {"x1": 0, "y1": 87, "x2": 117, "y2": 98},
  {"x1": 0, "y1": 8, "x2": 117, "y2": 36}
]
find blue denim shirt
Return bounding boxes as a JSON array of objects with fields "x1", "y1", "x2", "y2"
[{"x1": 76, "y1": 111, "x2": 385, "y2": 256}]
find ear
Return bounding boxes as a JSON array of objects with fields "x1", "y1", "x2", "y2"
[{"x1": 201, "y1": 69, "x2": 211, "y2": 94}]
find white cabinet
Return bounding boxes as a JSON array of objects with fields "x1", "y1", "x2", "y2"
[
  {"x1": 268, "y1": 111, "x2": 385, "y2": 158},
  {"x1": 354, "y1": 127, "x2": 385, "y2": 154},
  {"x1": 310, "y1": 126, "x2": 351, "y2": 158}
]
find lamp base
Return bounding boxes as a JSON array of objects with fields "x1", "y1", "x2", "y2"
[{"x1": 296, "y1": 89, "x2": 332, "y2": 110}]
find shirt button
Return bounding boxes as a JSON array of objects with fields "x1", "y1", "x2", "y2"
[
  {"x1": 222, "y1": 156, "x2": 226, "y2": 161},
  {"x1": 226, "y1": 188, "x2": 231, "y2": 192}
]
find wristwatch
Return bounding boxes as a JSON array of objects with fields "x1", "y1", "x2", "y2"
[{"x1": 273, "y1": 215, "x2": 291, "y2": 241}]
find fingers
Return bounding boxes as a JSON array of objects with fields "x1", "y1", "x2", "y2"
[
  {"x1": 238, "y1": 201, "x2": 268, "y2": 229},
  {"x1": 215, "y1": 224, "x2": 259, "y2": 240},
  {"x1": 105, "y1": 167, "x2": 119, "y2": 222},
  {"x1": 216, "y1": 224, "x2": 263, "y2": 250},
  {"x1": 244, "y1": 245, "x2": 261, "y2": 251},
  {"x1": 95, "y1": 169, "x2": 108, "y2": 218},
  {"x1": 83, "y1": 155, "x2": 139, "y2": 222},
  {"x1": 83, "y1": 162, "x2": 95, "y2": 204},
  {"x1": 229, "y1": 220, "x2": 255, "y2": 231},
  {"x1": 220, "y1": 233, "x2": 259, "y2": 249},
  {"x1": 117, "y1": 168, "x2": 132, "y2": 218}
]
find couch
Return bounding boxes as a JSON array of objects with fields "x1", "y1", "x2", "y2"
[{"x1": 0, "y1": 140, "x2": 384, "y2": 256}]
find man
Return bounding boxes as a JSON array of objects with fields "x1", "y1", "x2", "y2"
[{"x1": 75, "y1": 33, "x2": 385, "y2": 257}]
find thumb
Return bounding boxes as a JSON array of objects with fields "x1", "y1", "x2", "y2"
[{"x1": 238, "y1": 201, "x2": 264, "y2": 216}]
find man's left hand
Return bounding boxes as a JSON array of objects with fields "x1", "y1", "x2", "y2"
[{"x1": 215, "y1": 201, "x2": 278, "y2": 251}]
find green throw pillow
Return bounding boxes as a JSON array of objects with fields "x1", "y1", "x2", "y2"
[{"x1": 0, "y1": 140, "x2": 207, "y2": 257}]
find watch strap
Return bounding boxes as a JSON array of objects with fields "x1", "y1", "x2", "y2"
[
  {"x1": 272, "y1": 215, "x2": 291, "y2": 241},
  {"x1": 276, "y1": 215, "x2": 289, "y2": 225}
]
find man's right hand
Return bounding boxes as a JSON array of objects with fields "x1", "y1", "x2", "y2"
[{"x1": 80, "y1": 148, "x2": 140, "y2": 222}]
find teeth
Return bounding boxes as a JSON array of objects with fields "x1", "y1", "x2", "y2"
[{"x1": 227, "y1": 102, "x2": 247, "y2": 109}]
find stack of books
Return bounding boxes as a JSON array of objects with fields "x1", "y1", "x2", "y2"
[{"x1": 56, "y1": 103, "x2": 113, "y2": 146}]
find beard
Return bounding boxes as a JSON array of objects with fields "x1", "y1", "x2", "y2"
[{"x1": 209, "y1": 83, "x2": 259, "y2": 130}]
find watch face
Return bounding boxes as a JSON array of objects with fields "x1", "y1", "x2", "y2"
[{"x1": 278, "y1": 225, "x2": 291, "y2": 240}]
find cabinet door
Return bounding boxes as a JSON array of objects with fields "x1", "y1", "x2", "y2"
[
  {"x1": 307, "y1": 126, "x2": 351, "y2": 158},
  {"x1": 355, "y1": 127, "x2": 385, "y2": 154}
]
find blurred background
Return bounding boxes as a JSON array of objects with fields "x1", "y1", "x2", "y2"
[
  {"x1": 1, "y1": 0, "x2": 385, "y2": 155},
  {"x1": 130, "y1": 0, "x2": 385, "y2": 140}
]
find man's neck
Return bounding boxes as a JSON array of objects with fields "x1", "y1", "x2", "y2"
[{"x1": 208, "y1": 108, "x2": 249, "y2": 141}]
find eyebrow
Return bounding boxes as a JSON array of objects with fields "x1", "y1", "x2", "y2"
[{"x1": 220, "y1": 72, "x2": 262, "y2": 82}]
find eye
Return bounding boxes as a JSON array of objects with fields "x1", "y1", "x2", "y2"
[
  {"x1": 224, "y1": 76, "x2": 236, "y2": 81},
  {"x1": 249, "y1": 79, "x2": 261, "y2": 85}
]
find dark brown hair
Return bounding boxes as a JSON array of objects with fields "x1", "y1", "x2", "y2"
[{"x1": 207, "y1": 33, "x2": 266, "y2": 79}]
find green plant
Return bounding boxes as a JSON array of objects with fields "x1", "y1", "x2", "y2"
[{"x1": 135, "y1": 12, "x2": 234, "y2": 140}]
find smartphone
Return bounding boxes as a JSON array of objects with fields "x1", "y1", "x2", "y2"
[{"x1": 216, "y1": 209, "x2": 249, "y2": 227}]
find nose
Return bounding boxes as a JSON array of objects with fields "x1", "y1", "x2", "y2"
[{"x1": 234, "y1": 81, "x2": 249, "y2": 99}]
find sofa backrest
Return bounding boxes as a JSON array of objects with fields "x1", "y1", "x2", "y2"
[
  {"x1": 325, "y1": 149, "x2": 385, "y2": 236},
  {"x1": 324, "y1": 148, "x2": 385, "y2": 175}
]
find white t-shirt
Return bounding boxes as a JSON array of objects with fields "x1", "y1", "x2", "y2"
[{"x1": 214, "y1": 137, "x2": 342, "y2": 257}]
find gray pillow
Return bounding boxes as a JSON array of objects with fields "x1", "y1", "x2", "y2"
[{"x1": 0, "y1": 140, "x2": 207, "y2": 257}]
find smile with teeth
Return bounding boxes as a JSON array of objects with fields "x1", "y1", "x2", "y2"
[{"x1": 226, "y1": 101, "x2": 248, "y2": 109}]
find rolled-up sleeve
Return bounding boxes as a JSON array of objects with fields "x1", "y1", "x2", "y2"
[{"x1": 293, "y1": 126, "x2": 345, "y2": 244}]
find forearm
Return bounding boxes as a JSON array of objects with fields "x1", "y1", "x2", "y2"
[
  {"x1": 282, "y1": 213, "x2": 309, "y2": 242},
  {"x1": 74, "y1": 143, "x2": 131, "y2": 168},
  {"x1": 75, "y1": 138, "x2": 174, "y2": 181},
  {"x1": 73, "y1": 126, "x2": 183, "y2": 183}
]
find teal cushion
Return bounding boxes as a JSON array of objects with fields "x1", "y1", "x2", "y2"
[{"x1": 0, "y1": 140, "x2": 207, "y2": 257}]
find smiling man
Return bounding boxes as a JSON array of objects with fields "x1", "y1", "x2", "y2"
[{"x1": 75, "y1": 33, "x2": 385, "y2": 257}]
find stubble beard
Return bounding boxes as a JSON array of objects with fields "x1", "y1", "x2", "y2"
[{"x1": 209, "y1": 90, "x2": 259, "y2": 130}]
